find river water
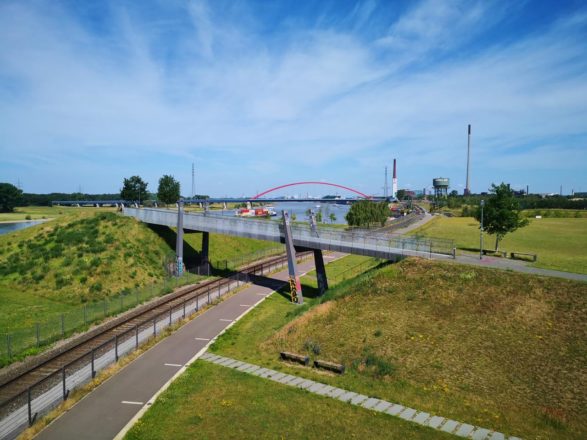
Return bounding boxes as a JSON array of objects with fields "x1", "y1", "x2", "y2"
[
  {"x1": 212, "y1": 201, "x2": 351, "y2": 224},
  {"x1": 0, "y1": 221, "x2": 44, "y2": 235}
]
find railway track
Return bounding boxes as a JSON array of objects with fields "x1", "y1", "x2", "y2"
[{"x1": 0, "y1": 252, "x2": 304, "y2": 415}]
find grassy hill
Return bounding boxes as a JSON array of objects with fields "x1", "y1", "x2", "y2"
[
  {"x1": 211, "y1": 258, "x2": 587, "y2": 439},
  {"x1": 0, "y1": 207, "x2": 283, "y2": 336}
]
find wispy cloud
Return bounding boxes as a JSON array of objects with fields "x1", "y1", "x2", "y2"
[{"x1": 0, "y1": 0, "x2": 585, "y2": 194}]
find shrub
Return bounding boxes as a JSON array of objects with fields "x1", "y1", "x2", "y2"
[
  {"x1": 25, "y1": 214, "x2": 32, "y2": 220},
  {"x1": 90, "y1": 282, "x2": 103, "y2": 293}
]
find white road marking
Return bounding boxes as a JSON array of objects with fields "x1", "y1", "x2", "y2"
[
  {"x1": 164, "y1": 363, "x2": 183, "y2": 367},
  {"x1": 256, "y1": 293, "x2": 268, "y2": 296},
  {"x1": 121, "y1": 401, "x2": 144, "y2": 405},
  {"x1": 219, "y1": 319, "x2": 233, "y2": 322},
  {"x1": 194, "y1": 337, "x2": 210, "y2": 341},
  {"x1": 240, "y1": 304, "x2": 252, "y2": 307}
]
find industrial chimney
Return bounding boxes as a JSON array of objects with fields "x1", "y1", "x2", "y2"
[
  {"x1": 464, "y1": 124, "x2": 471, "y2": 196},
  {"x1": 392, "y1": 159, "x2": 398, "y2": 198}
]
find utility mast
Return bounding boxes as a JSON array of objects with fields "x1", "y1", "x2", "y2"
[
  {"x1": 191, "y1": 162, "x2": 195, "y2": 199},
  {"x1": 383, "y1": 166, "x2": 389, "y2": 199}
]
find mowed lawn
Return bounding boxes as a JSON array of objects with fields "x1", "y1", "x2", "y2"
[
  {"x1": 410, "y1": 216, "x2": 587, "y2": 274},
  {"x1": 211, "y1": 259, "x2": 587, "y2": 440},
  {"x1": 125, "y1": 361, "x2": 452, "y2": 440}
]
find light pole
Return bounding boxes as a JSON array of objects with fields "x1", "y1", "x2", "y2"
[{"x1": 480, "y1": 199, "x2": 485, "y2": 260}]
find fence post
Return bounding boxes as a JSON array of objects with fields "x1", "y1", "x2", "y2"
[
  {"x1": 169, "y1": 307, "x2": 172, "y2": 325},
  {"x1": 183, "y1": 301, "x2": 186, "y2": 319},
  {"x1": 91, "y1": 349, "x2": 96, "y2": 378},
  {"x1": 115, "y1": 335, "x2": 119, "y2": 362},
  {"x1": 153, "y1": 317, "x2": 156, "y2": 336},
  {"x1": 207, "y1": 286, "x2": 210, "y2": 304},
  {"x1": 135, "y1": 325, "x2": 139, "y2": 349},
  {"x1": 61, "y1": 314, "x2": 65, "y2": 337},
  {"x1": 36, "y1": 323, "x2": 40, "y2": 347},
  {"x1": 27, "y1": 387, "x2": 33, "y2": 426},
  {"x1": 196, "y1": 295, "x2": 199, "y2": 311},
  {"x1": 62, "y1": 367, "x2": 68, "y2": 400}
]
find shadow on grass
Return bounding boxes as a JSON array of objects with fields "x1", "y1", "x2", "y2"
[{"x1": 148, "y1": 224, "x2": 206, "y2": 269}]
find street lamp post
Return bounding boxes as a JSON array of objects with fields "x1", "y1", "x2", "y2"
[{"x1": 480, "y1": 199, "x2": 485, "y2": 260}]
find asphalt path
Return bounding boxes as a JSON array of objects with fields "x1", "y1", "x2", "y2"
[{"x1": 36, "y1": 253, "x2": 342, "y2": 440}]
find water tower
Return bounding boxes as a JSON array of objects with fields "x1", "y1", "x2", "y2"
[{"x1": 433, "y1": 178, "x2": 450, "y2": 198}]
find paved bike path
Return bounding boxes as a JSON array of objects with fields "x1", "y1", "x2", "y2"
[{"x1": 37, "y1": 255, "x2": 340, "y2": 440}]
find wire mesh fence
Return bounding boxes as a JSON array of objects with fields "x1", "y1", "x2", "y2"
[
  {"x1": 0, "y1": 273, "x2": 202, "y2": 367},
  {"x1": 0, "y1": 267, "x2": 281, "y2": 440}
]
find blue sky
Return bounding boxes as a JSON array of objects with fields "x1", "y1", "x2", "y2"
[{"x1": 1, "y1": 0, "x2": 586, "y2": 197}]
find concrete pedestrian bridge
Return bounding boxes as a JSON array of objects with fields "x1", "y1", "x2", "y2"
[{"x1": 123, "y1": 207, "x2": 454, "y2": 261}]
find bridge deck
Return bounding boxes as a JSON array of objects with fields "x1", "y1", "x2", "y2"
[{"x1": 123, "y1": 208, "x2": 454, "y2": 261}]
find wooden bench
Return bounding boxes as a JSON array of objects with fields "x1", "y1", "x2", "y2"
[
  {"x1": 314, "y1": 359, "x2": 345, "y2": 374},
  {"x1": 510, "y1": 252, "x2": 537, "y2": 262},
  {"x1": 481, "y1": 249, "x2": 507, "y2": 258},
  {"x1": 280, "y1": 351, "x2": 309, "y2": 366}
]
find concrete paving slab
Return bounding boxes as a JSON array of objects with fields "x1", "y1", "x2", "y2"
[
  {"x1": 361, "y1": 398, "x2": 380, "y2": 409},
  {"x1": 399, "y1": 408, "x2": 417, "y2": 421},
  {"x1": 314, "y1": 385, "x2": 334, "y2": 396},
  {"x1": 297, "y1": 380, "x2": 315, "y2": 390},
  {"x1": 489, "y1": 433, "x2": 505, "y2": 440},
  {"x1": 270, "y1": 373, "x2": 286, "y2": 381},
  {"x1": 327, "y1": 388, "x2": 345, "y2": 398},
  {"x1": 288, "y1": 377, "x2": 304, "y2": 386},
  {"x1": 472, "y1": 427, "x2": 491, "y2": 440},
  {"x1": 350, "y1": 394, "x2": 368, "y2": 405},
  {"x1": 236, "y1": 363, "x2": 252, "y2": 371},
  {"x1": 229, "y1": 361, "x2": 244, "y2": 368},
  {"x1": 412, "y1": 412, "x2": 430, "y2": 425},
  {"x1": 251, "y1": 368, "x2": 269, "y2": 376},
  {"x1": 338, "y1": 391, "x2": 357, "y2": 402},
  {"x1": 441, "y1": 420, "x2": 459, "y2": 434},
  {"x1": 242, "y1": 365, "x2": 260, "y2": 373},
  {"x1": 373, "y1": 401, "x2": 392, "y2": 412},
  {"x1": 427, "y1": 416, "x2": 445, "y2": 429},
  {"x1": 455, "y1": 423, "x2": 475, "y2": 437},
  {"x1": 386, "y1": 404, "x2": 405, "y2": 416},
  {"x1": 308, "y1": 383, "x2": 326, "y2": 393},
  {"x1": 280, "y1": 375, "x2": 297, "y2": 384}
]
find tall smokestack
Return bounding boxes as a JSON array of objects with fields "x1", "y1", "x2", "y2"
[
  {"x1": 392, "y1": 158, "x2": 398, "y2": 198},
  {"x1": 465, "y1": 124, "x2": 471, "y2": 195}
]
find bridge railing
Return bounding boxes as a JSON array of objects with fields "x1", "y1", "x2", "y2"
[{"x1": 124, "y1": 208, "x2": 454, "y2": 259}]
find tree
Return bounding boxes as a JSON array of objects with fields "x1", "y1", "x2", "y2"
[
  {"x1": 121, "y1": 176, "x2": 148, "y2": 203},
  {"x1": 0, "y1": 183, "x2": 23, "y2": 212},
  {"x1": 157, "y1": 175, "x2": 180, "y2": 206},
  {"x1": 345, "y1": 200, "x2": 389, "y2": 228},
  {"x1": 329, "y1": 213, "x2": 336, "y2": 224},
  {"x1": 315, "y1": 210, "x2": 323, "y2": 223},
  {"x1": 396, "y1": 189, "x2": 407, "y2": 200},
  {"x1": 474, "y1": 183, "x2": 529, "y2": 251}
]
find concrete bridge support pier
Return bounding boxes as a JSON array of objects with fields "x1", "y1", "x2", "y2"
[
  {"x1": 313, "y1": 249, "x2": 328, "y2": 295},
  {"x1": 282, "y1": 211, "x2": 304, "y2": 304},
  {"x1": 175, "y1": 200, "x2": 184, "y2": 276},
  {"x1": 201, "y1": 231, "x2": 210, "y2": 275}
]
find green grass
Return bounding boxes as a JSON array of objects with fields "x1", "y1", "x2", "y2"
[
  {"x1": 0, "y1": 209, "x2": 283, "y2": 365},
  {"x1": 0, "y1": 206, "x2": 90, "y2": 222},
  {"x1": 210, "y1": 259, "x2": 587, "y2": 440},
  {"x1": 125, "y1": 361, "x2": 452, "y2": 440},
  {"x1": 410, "y1": 216, "x2": 587, "y2": 274}
]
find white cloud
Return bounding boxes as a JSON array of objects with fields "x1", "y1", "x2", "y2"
[{"x1": 0, "y1": 0, "x2": 585, "y2": 194}]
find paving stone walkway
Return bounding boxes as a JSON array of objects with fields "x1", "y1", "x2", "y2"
[{"x1": 201, "y1": 352, "x2": 522, "y2": 440}]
